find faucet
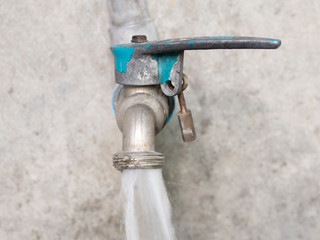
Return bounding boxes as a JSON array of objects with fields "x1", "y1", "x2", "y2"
[{"x1": 111, "y1": 35, "x2": 281, "y2": 171}]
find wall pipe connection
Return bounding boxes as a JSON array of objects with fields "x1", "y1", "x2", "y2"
[{"x1": 106, "y1": 0, "x2": 158, "y2": 44}]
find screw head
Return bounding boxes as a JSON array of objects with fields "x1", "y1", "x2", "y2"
[{"x1": 131, "y1": 35, "x2": 148, "y2": 43}]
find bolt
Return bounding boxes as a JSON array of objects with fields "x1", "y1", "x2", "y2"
[{"x1": 131, "y1": 35, "x2": 148, "y2": 43}]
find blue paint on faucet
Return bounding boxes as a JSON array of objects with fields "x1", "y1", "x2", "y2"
[
  {"x1": 165, "y1": 40, "x2": 175, "y2": 45},
  {"x1": 145, "y1": 45, "x2": 150, "y2": 49},
  {"x1": 152, "y1": 53, "x2": 179, "y2": 84},
  {"x1": 188, "y1": 41, "x2": 194, "y2": 44},
  {"x1": 266, "y1": 38, "x2": 278, "y2": 42},
  {"x1": 111, "y1": 47, "x2": 134, "y2": 72},
  {"x1": 166, "y1": 96, "x2": 175, "y2": 124}
]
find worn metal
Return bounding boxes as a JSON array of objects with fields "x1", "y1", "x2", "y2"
[
  {"x1": 115, "y1": 85, "x2": 170, "y2": 134},
  {"x1": 110, "y1": 36, "x2": 281, "y2": 96},
  {"x1": 113, "y1": 151, "x2": 164, "y2": 171},
  {"x1": 121, "y1": 105, "x2": 156, "y2": 152},
  {"x1": 177, "y1": 91, "x2": 196, "y2": 142},
  {"x1": 113, "y1": 85, "x2": 170, "y2": 170}
]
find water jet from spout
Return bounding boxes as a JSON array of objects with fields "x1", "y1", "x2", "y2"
[{"x1": 121, "y1": 169, "x2": 177, "y2": 240}]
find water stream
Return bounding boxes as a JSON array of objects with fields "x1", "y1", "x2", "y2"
[{"x1": 121, "y1": 169, "x2": 177, "y2": 240}]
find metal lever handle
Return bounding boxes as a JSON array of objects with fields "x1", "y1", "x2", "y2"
[
  {"x1": 144, "y1": 36, "x2": 280, "y2": 53},
  {"x1": 111, "y1": 36, "x2": 281, "y2": 96},
  {"x1": 112, "y1": 36, "x2": 281, "y2": 53}
]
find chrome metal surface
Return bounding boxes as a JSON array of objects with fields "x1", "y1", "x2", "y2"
[
  {"x1": 122, "y1": 105, "x2": 155, "y2": 152},
  {"x1": 113, "y1": 86, "x2": 169, "y2": 170},
  {"x1": 115, "y1": 86, "x2": 169, "y2": 134}
]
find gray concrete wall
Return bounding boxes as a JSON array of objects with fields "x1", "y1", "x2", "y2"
[{"x1": 1, "y1": 0, "x2": 320, "y2": 239}]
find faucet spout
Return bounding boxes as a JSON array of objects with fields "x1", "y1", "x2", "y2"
[
  {"x1": 112, "y1": 85, "x2": 172, "y2": 171},
  {"x1": 122, "y1": 105, "x2": 155, "y2": 152}
]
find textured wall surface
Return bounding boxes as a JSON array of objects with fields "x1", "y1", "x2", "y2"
[{"x1": 1, "y1": 0, "x2": 320, "y2": 239}]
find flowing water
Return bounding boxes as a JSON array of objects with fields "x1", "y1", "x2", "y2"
[{"x1": 121, "y1": 169, "x2": 177, "y2": 240}]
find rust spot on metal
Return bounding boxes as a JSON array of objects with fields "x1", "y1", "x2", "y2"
[{"x1": 177, "y1": 90, "x2": 196, "y2": 142}]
